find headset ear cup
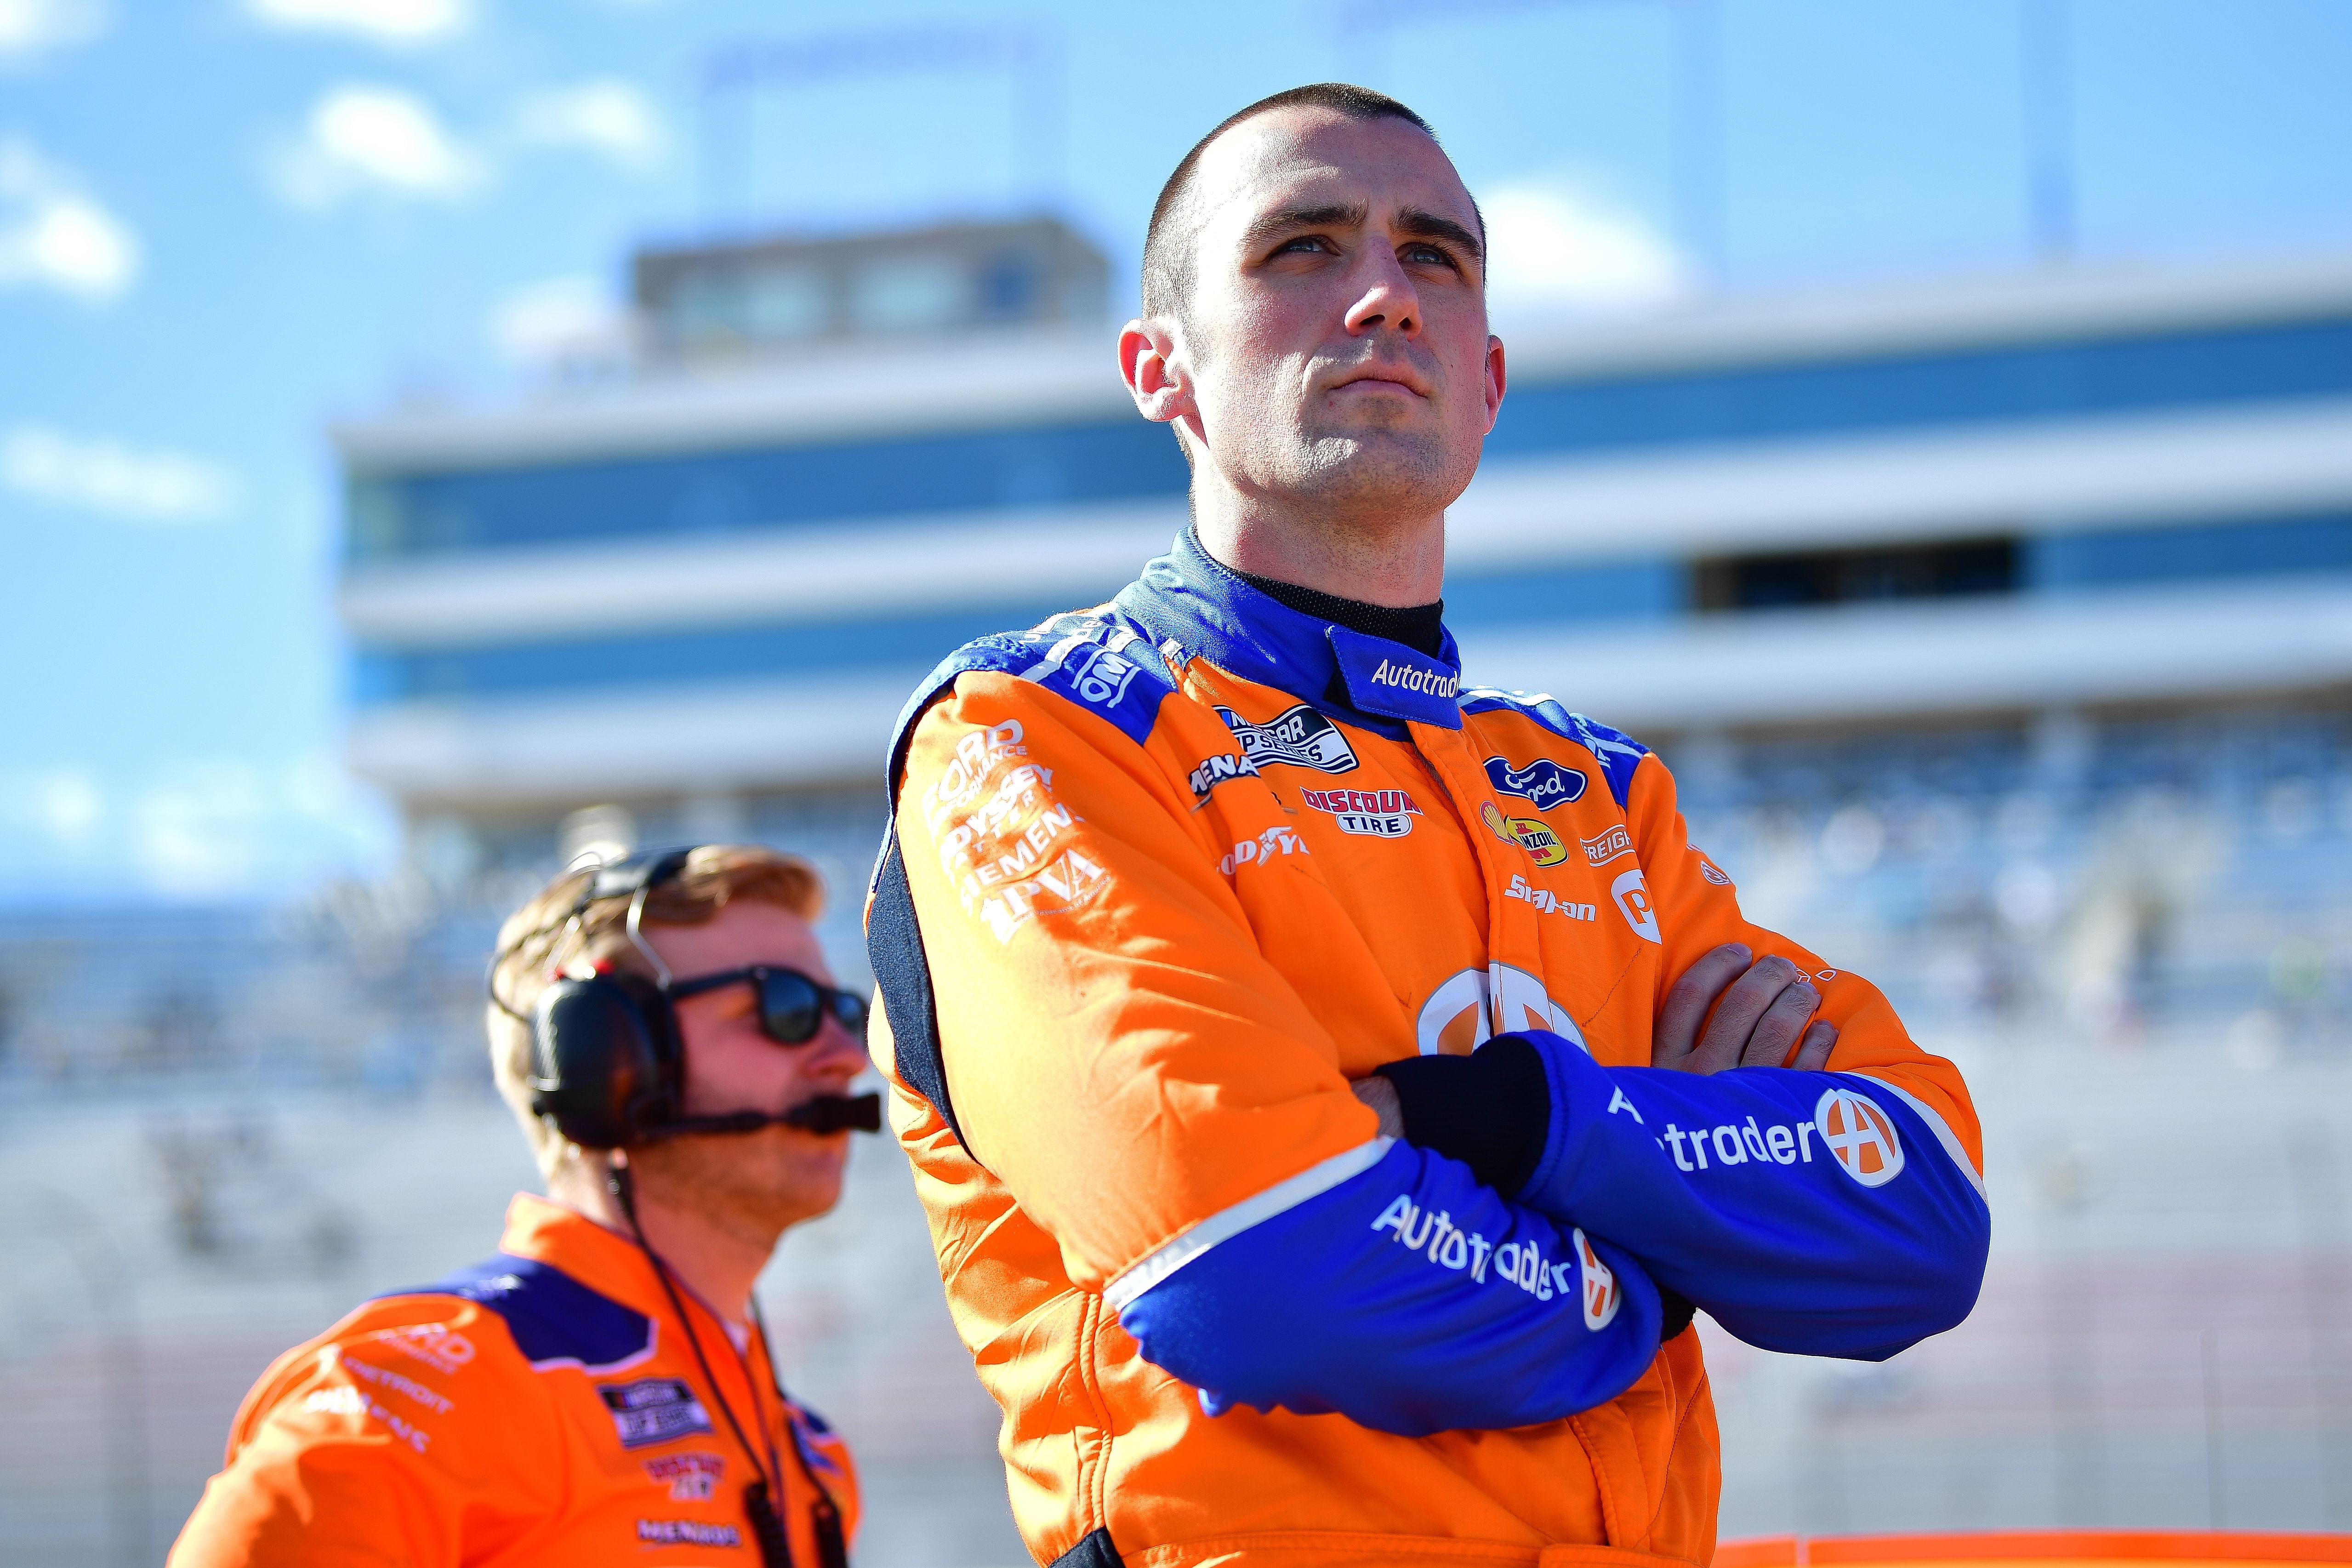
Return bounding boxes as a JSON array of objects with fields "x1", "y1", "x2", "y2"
[{"x1": 530, "y1": 975, "x2": 677, "y2": 1149}]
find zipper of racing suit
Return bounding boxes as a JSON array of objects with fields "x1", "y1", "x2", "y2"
[
  {"x1": 1405, "y1": 719, "x2": 1550, "y2": 1044},
  {"x1": 1407, "y1": 717, "x2": 1641, "y2": 1546}
]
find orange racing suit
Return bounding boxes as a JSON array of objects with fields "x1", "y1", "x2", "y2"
[
  {"x1": 170, "y1": 1193, "x2": 857, "y2": 1567},
  {"x1": 865, "y1": 529, "x2": 1988, "y2": 1568}
]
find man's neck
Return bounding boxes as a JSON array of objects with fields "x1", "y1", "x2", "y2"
[
  {"x1": 551, "y1": 1161, "x2": 778, "y2": 1331},
  {"x1": 1189, "y1": 465, "x2": 1446, "y2": 609}
]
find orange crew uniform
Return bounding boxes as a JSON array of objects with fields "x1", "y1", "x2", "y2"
[
  {"x1": 170, "y1": 1193, "x2": 857, "y2": 1567},
  {"x1": 864, "y1": 531, "x2": 1987, "y2": 1568}
]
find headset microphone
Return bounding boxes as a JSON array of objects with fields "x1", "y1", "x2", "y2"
[{"x1": 649, "y1": 1093, "x2": 884, "y2": 1140}]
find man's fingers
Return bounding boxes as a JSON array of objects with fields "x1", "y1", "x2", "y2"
[
  {"x1": 1691, "y1": 955, "x2": 1803, "y2": 1072},
  {"x1": 1654, "y1": 943, "x2": 1752, "y2": 1069},
  {"x1": 1351, "y1": 1075, "x2": 1405, "y2": 1139},
  {"x1": 1792, "y1": 1021, "x2": 1838, "y2": 1072},
  {"x1": 1738, "y1": 980, "x2": 1820, "y2": 1069}
]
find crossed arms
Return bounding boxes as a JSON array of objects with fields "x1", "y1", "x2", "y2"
[{"x1": 891, "y1": 676, "x2": 1990, "y2": 1438}]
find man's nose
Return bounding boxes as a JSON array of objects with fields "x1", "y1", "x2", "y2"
[
  {"x1": 805, "y1": 1014, "x2": 870, "y2": 1078},
  {"x1": 1343, "y1": 245, "x2": 1422, "y2": 339}
]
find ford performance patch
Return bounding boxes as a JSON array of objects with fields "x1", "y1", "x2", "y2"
[
  {"x1": 598, "y1": 1378, "x2": 714, "y2": 1449},
  {"x1": 1483, "y1": 756, "x2": 1588, "y2": 812},
  {"x1": 1217, "y1": 704, "x2": 1358, "y2": 774},
  {"x1": 1328, "y1": 625, "x2": 1463, "y2": 729}
]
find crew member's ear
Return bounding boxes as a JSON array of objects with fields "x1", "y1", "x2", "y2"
[{"x1": 1119, "y1": 318, "x2": 1196, "y2": 429}]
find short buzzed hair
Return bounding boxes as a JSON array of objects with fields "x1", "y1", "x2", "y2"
[{"x1": 1140, "y1": 83, "x2": 1446, "y2": 322}]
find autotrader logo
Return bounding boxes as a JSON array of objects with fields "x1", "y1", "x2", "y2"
[{"x1": 1815, "y1": 1088, "x2": 1904, "y2": 1188}]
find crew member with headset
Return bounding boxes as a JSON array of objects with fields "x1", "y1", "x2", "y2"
[{"x1": 172, "y1": 843, "x2": 880, "y2": 1567}]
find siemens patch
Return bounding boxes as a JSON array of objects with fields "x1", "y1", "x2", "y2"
[{"x1": 1484, "y1": 756, "x2": 1588, "y2": 812}]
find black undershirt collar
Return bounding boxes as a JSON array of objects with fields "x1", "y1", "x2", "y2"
[{"x1": 1229, "y1": 565, "x2": 1447, "y2": 660}]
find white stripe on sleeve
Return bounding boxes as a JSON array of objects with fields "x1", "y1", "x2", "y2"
[
  {"x1": 1103, "y1": 1138, "x2": 1394, "y2": 1312},
  {"x1": 1853, "y1": 1074, "x2": 1988, "y2": 1203}
]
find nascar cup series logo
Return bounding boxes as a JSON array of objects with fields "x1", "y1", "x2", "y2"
[
  {"x1": 1216, "y1": 704, "x2": 1359, "y2": 774},
  {"x1": 1814, "y1": 1087, "x2": 1905, "y2": 1188}
]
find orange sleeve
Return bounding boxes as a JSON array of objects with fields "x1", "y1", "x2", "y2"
[
  {"x1": 1625, "y1": 751, "x2": 1984, "y2": 1175},
  {"x1": 168, "y1": 1300, "x2": 562, "y2": 1568},
  {"x1": 894, "y1": 671, "x2": 1380, "y2": 1289}
]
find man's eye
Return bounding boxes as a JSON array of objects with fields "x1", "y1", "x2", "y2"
[
  {"x1": 1403, "y1": 244, "x2": 1457, "y2": 268},
  {"x1": 1276, "y1": 235, "x2": 1333, "y2": 256}
]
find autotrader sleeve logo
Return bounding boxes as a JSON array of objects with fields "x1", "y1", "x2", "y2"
[{"x1": 1814, "y1": 1088, "x2": 1905, "y2": 1187}]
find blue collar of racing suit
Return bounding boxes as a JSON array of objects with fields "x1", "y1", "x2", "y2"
[{"x1": 1113, "y1": 527, "x2": 1466, "y2": 737}]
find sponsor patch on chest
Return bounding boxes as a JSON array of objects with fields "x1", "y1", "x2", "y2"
[
  {"x1": 1298, "y1": 786, "x2": 1422, "y2": 837},
  {"x1": 1481, "y1": 801, "x2": 1568, "y2": 866},
  {"x1": 643, "y1": 1451, "x2": 724, "y2": 1501},
  {"x1": 1484, "y1": 755, "x2": 1588, "y2": 811},
  {"x1": 1216, "y1": 704, "x2": 1359, "y2": 774},
  {"x1": 598, "y1": 1378, "x2": 714, "y2": 1449},
  {"x1": 637, "y1": 1519, "x2": 742, "y2": 1547}
]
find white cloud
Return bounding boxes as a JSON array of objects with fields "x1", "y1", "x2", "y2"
[
  {"x1": 33, "y1": 769, "x2": 102, "y2": 841},
  {"x1": 510, "y1": 79, "x2": 665, "y2": 171},
  {"x1": 488, "y1": 273, "x2": 633, "y2": 370},
  {"x1": 270, "y1": 85, "x2": 484, "y2": 209},
  {"x1": 0, "y1": 0, "x2": 108, "y2": 62},
  {"x1": 0, "y1": 137, "x2": 137, "y2": 302},
  {"x1": 1482, "y1": 171, "x2": 1689, "y2": 316},
  {"x1": 1, "y1": 424, "x2": 237, "y2": 521},
  {"x1": 242, "y1": 0, "x2": 469, "y2": 47}
]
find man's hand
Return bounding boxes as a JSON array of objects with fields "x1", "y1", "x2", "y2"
[
  {"x1": 1654, "y1": 943, "x2": 1837, "y2": 1075},
  {"x1": 1352, "y1": 1074, "x2": 1406, "y2": 1138}
]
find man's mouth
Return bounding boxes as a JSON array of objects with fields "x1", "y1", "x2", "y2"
[{"x1": 1329, "y1": 365, "x2": 1431, "y2": 398}]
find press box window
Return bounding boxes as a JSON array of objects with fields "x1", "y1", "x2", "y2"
[{"x1": 1694, "y1": 536, "x2": 2019, "y2": 613}]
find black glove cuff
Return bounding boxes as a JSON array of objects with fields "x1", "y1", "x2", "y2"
[{"x1": 1372, "y1": 1034, "x2": 1551, "y2": 1195}]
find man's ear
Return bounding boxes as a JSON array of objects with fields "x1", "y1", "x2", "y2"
[
  {"x1": 1119, "y1": 318, "x2": 1196, "y2": 428},
  {"x1": 1482, "y1": 333, "x2": 1508, "y2": 433}
]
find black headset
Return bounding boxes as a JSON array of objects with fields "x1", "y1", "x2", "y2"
[{"x1": 490, "y1": 846, "x2": 879, "y2": 1150}]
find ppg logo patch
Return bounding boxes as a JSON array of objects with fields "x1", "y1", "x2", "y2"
[
  {"x1": 1483, "y1": 756, "x2": 1588, "y2": 812},
  {"x1": 598, "y1": 1378, "x2": 714, "y2": 1449},
  {"x1": 1815, "y1": 1088, "x2": 1905, "y2": 1188}
]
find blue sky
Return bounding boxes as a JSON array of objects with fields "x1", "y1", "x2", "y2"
[{"x1": 1, "y1": 0, "x2": 2347, "y2": 903}]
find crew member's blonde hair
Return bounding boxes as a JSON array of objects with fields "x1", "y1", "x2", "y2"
[{"x1": 485, "y1": 844, "x2": 825, "y2": 1180}]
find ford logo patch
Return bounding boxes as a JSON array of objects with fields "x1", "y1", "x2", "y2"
[{"x1": 1483, "y1": 755, "x2": 1588, "y2": 812}]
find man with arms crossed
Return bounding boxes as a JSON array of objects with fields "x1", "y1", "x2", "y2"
[
  {"x1": 174, "y1": 845, "x2": 874, "y2": 1567},
  {"x1": 867, "y1": 86, "x2": 1990, "y2": 1568}
]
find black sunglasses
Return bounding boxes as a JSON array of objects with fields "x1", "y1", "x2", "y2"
[{"x1": 668, "y1": 965, "x2": 868, "y2": 1045}]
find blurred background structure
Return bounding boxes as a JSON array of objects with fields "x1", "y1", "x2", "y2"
[{"x1": 5, "y1": 0, "x2": 2352, "y2": 1562}]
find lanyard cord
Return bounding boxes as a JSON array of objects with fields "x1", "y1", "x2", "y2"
[
  {"x1": 610, "y1": 1166, "x2": 792, "y2": 1566},
  {"x1": 749, "y1": 1295, "x2": 848, "y2": 1568}
]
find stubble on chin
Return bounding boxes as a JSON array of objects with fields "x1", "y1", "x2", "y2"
[
  {"x1": 1257, "y1": 411, "x2": 1472, "y2": 528},
  {"x1": 632, "y1": 1128, "x2": 846, "y2": 1246}
]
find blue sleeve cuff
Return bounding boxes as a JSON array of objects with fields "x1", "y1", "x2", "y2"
[{"x1": 1510, "y1": 1031, "x2": 1989, "y2": 1359}]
